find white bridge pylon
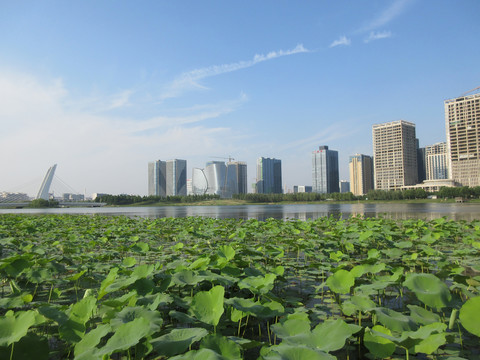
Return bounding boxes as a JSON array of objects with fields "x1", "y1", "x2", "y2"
[{"x1": 36, "y1": 164, "x2": 57, "y2": 200}]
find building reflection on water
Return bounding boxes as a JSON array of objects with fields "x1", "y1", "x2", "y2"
[{"x1": 1, "y1": 202, "x2": 479, "y2": 221}]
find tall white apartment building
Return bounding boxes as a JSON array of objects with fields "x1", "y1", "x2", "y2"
[
  {"x1": 372, "y1": 120, "x2": 418, "y2": 190},
  {"x1": 445, "y1": 92, "x2": 480, "y2": 187},
  {"x1": 425, "y1": 142, "x2": 449, "y2": 180}
]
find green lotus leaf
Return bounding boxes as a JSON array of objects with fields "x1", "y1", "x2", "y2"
[
  {"x1": 0, "y1": 310, "x2": 36, "y2": 347},
  {"x1": 110, "y1": 306, "x2": 163, "y2": 335},
  {"x1": 97, "y1": 317, "x2": 150, "y2": 357},
  {"x1": 189, "y1": 285, "x2": 225, "y2": 327},
  {"x1": 404, "y1": 322, "x2": 447, "y2": 340},
  {"x1": 374, "y1": 307, "x2": 416, "y2": 333},
  {"x1": 189, "y1": 257, "x2": 211, "y2": 270},
  {"x1": 131, "y1": 241, "x2": 149, "y2": 253},
  {"x1": 2, "y1": 257, "x2": 31, "y2": 278},
  {"x1": 227, "y1": 297, "x2": 284, "y2": 320},
  {"x1": 0, "y1": 333, "x2": 49, "y2": 360},
  {"x1": 226, "y1": 297, "x2": 260, "y2": 314},
  {"x1": 74, "y1": 324, "x2": 111, "y2": 359},
  {"x1": 359, "y1": 230, "x2": 374, "y2": 242},
  {"x1": 60, "y1": 296, "x2": 97, "y2": 343},
  {"x1": 351, "y1": 263, "x2": 386, "y2": 278},
  {"x1": 413, "y1": 333, "x2": 447, "y2": 354},
  {"x1": 271, "y1": 318, "x2": 311, "y2": 338},
  {"x1": 122, "y1": 257, "x2": 136, "y2": 267},
  {"x1": 66, "y1": 269, "x2": 87, "y2": 281},
  {"x1": 396, "y1": 241, "x2": 413, "y2": 249},
  {"x1": 325, "y1": 269, "x2": 354, "y2": 294},
  {"x1": 218, "y1": 245, "x2": 235, "y2": 261},
  {"x1": 459, "y1": 296, "x2": 480, "y2": 337},
  {"x1": 403, "y1": 273, "x2": 452, "y2": 309},
  {"x1": 151, "y1": 328, "x2": 208, "y2": 356},
  {"x1": 238, "y1": 274, "x2": 276, "y2": 295},
  {"x1": 364, "y1": 325, "x2": 396, "y2": 359},
  {"x1": 98, "y1": 267, "x2": 119, "y2": 300},
  {"x1": 173, "y1": 270, "x2": 204, "y2": 286},
  {"x1": 200, "y1": 334, "x2": 242, "y2": 359},
  {"x1": 170, "y1": 348, "x2": 223, "y2": 360},
  {"x1": 311, "y1": 318, "x2": 361, "y2": 352},
  {"x1": 261, "y1": 344, "x2": 336, "y2": 360},
  {"x1": 131, "y1": 264, "x2": 154, "y2": 278},
  {"x1": 407, "y1": 305, "x2": 441, "y2": 325}
]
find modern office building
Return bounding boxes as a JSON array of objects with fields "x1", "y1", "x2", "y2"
[
  {"x1": 425, "y1": 142, "x2": 449, "y2": 180},
  {"x1": 204, "y1": 161, "x2": 227, "y2": 196},
  {"x1": 417, "y1": 142, "x2": 427, "y2": 183},
  {"x1": 256, "y1": 157, "x2": 282, "y2": 194},
  {"x1": 372, "y1": 120, "x2": 418, "y2": 190},
  {"x1": 312, "y1": 146, "x2": 339, "y2": 194},
  {"x1": 445, "y1": 92, "x2": 480, "y2": 187},
  {"x1": 349, "y1": 154, "x2": 374, "y2": 196},
  {"x1": 228, "y1": 161, "x2": 248, "y2": 194},
  {"x1": 339, "y1": 180, "x2": 350, "y2": 193},
  {"x1": 192, "y1": 160, "x2": 247, "y2": 198},
  {"x1": 148, "y1": 160, "x2": 166, "y2": 196},
  {"x1": 166, "y1": 159, "x2": 187, "y2": 196},
  {"x1": 191, "y1": 168, "x2": 208, "y2": 195}
]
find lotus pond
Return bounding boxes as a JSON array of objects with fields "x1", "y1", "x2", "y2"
[{"x1": 0, "y1": 214, "x2": 479, "y2": 360}]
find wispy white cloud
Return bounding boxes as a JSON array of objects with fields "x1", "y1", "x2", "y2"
[
  {"x1": 364, "y1": 31, "x2": 393, "y2": 43},
  {"x1": 329, "y1": 36, "x2": 351, "y2": 48},
  {"x1": 108, "y1": 90, "x2": 134, "y2": 109},
  {"x1": 160, "y1": 44, "x2": 310, "y2": 101},
  {"x1": 357, "y1": 0, "x2": 413, "y2": 33},
  {"x1": 134, "y1": 93, "x2": 247, "y2": 132}
]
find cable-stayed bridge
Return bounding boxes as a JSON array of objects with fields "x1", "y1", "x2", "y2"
[{"x1": 0, "y1": 165, "x2": 104, "y2": 208}]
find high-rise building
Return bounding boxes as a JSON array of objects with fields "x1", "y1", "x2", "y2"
[
  {"x1": 205, "y1": 161, "x2": 227, "y2": 196},
  {"x1": 349, "y1": 154, "x2": 374, "y2": 196},
  {"x1": 417, "y1": 140, "x2": 426, "y2": 183},
  {"x1": 445, "y1": 92, "x2": 480, "y2": 186},
  {"x1": 425, "y1": 142, "x2": 449, "y2": 180},
  {"x1": 228, "y1": 161, "x2": 248, "y2": 194},
  {"x1": 312, "y1": 146, "x2": 339, "y2": 194},
  {"x1": 256, "y1": 157, "x2": 282, "y2": 194},
  {"x1": 148, "y1": 160, "x2": 166, "y2": 196},
  {"x1": 166, "y1": 159, "x2": 187, "y2": 196},
  {"x1": 192, "y1": 160, "x2": 247, "y2": 197},
  {"x1": 339, "y1": 180, "x2": 350, "y2": 193},
  {"x1": 372, "y1": 120, "x2": 418, "y2": 190},
  {"x1": 191, "y1": 168, "x2": 208, "y2": 195}
]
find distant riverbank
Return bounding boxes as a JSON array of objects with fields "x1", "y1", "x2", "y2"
[{"x1": 123, "y1": 197, "x2": 480, "y2": 207}]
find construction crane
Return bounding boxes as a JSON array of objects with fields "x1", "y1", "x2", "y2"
[
  {"x1": 460, "y1": 86, "x2": 480, "y2": 97},
  {"x1": 210, "y1": 155, "x2": 235, "y2": 163}
]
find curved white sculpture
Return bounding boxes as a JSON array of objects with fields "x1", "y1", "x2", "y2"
[{"x1": 37, "y1": 164, "x2": 57, "y2": 200}]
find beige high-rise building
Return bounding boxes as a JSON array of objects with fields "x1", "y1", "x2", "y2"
[
  {"x1": 445, "y1": 92, "x2": 480, "y2": 187},
  {"x1": 349, "y1": 154, "x2": 374, "y2": 196},
  {"x1": 372, "y1": 120, "x2": 418, "y2": 190}
]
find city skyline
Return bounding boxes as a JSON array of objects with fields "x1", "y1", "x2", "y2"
[{"x1": 1, "y1": 1, "x2": 480, "y2": 196}]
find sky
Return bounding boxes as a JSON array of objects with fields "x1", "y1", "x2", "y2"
[{"x1": 1, "y1": 0, "x2": 480, "y2": 196}]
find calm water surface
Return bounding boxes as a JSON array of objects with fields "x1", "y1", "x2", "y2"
[{"x1": 1, "y1": 203, "x2": 479, "y2": 221}]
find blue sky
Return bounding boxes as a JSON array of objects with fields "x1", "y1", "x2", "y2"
[{"x1": 1, "y1": 0, "x2": 479, "y2": 196}]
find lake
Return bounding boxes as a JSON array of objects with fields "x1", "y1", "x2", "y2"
[{"x1": 1, "y1": 202, "x2": 479, "y2": 221}]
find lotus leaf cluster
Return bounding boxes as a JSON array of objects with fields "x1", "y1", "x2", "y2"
[{"x1": 0, "y1": 214, "x2": 479, "y2": 359}]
